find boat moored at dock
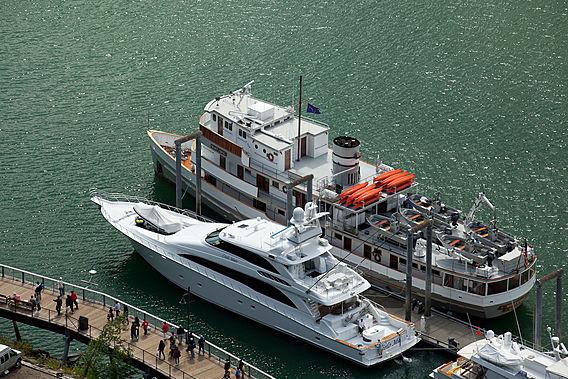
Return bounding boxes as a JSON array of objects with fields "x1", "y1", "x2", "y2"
[
  {"x1": 91, "y1": 190, "x2": 420, "y2": 366},
  {"x1": 147, "y1": 81, "x2": 536, "y2": 319}
]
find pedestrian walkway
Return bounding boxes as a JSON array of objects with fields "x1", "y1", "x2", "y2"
[{"x1": 0, "y1": 264, "x2": 273, "y2": 379}]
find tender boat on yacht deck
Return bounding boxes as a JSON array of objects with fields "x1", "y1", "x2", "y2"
[{"x1": 91, "y1": 190, "x2": 420, "y2": 367}]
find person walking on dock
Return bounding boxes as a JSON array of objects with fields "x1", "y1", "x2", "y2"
[
  {"x1": 238, "y1": 359, "x2": 245, "y2": 378},
  {"x1": 157, "y1": 340, "x2": 166, "y2": 359},
  {"x1": 130, "y1": 321, "x2": 138, "y2": 341},
  {"x1": 142, "y1": 318, "x2": 149, "y2": 335},
  {"x1": 29, "y1": 295, "x2": 36, "y2": 313},
  {"x1": 58, "y1": 277, "x2": 64, "y2": 297},
  {"x1": 107, "y1": 307, "x2": 114, "y2": 322},
  {"x1": 54, "y1": 296, "x2": 62, "y2": 315},
  {"x1": 173, "y1": 346, "x2": 181, "y2": 365},
  {"x1": 134, "y1": 316, "x2": 140, "y2": 339},
  {"x1": 114, "y1": 301, "x2": 121, "y2": 317},
  {"x1": 35, "y1": 294, "x2": 41, "y2": 311},
  {"x1": 198, "y1": 335, "x2": 205, "y2": 355},
  {"x1": 35, "y1": 281, "x2": 44, "y2": 302},
  {"x1": 70, "y1": 291, "x2": 78, "y2": 311},
  {"x1": 187, "y1": 336, "x2": 195, "y2": 358},
  {"x1": 161, "y1": 322, "x2": 169, "y2": 340},
  {"x1": 224, "y1": 358, "x2": 231, "y2": 377},
  {"x1": 176, "y1": 324, "x2": 185, "y2": 345},
  {"x1": 65, "y1": 294, "x2": 74, "y2": 314}
]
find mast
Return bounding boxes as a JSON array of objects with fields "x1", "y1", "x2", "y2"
[{"x1": 297, "y1": 75, "x2": 302, "y2": 161}]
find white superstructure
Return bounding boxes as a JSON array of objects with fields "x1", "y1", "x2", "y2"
[{"x1": 91, "y1": 190, "x2": 420, "y2": 366}]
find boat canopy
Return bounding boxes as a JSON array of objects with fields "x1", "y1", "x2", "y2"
[{"x1": 133, "y1": 203, "x2": 183, "y2": 234}]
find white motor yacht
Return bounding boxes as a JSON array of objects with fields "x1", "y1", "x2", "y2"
[
  {"x1": 91, "y1": 190, "x2": 420, "y2": 366},
  {"x1": 430, "y1": 328, "x2": 568, "y2": 378}
]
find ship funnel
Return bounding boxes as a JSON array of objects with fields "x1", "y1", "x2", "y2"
[{"x1": 332, "y1": 136, "x2": 361, "y2": 186}]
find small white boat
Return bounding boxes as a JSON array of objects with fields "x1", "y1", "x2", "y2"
[
  {"x1": 430, "y1": 329, "x2": 568, "y2": 379},
  {"x1": 91, "y1": 190, "x2": 420, "y2": 366}
]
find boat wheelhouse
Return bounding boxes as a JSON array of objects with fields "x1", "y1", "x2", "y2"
[{"x1": 147, "y1": 81, "x2": 536, "y2": 319}]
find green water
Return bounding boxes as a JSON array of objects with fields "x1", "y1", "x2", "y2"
[{"x1": 1, "y1": 0, "x2": 566, "y2": 377}]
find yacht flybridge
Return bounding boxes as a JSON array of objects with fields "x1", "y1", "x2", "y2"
[
  {"x1": 147, "y1": 81, "x2": 536, "y2": 318},
  {"x1": 91, "y1": 190, "x2": 420, "y2": 366}
]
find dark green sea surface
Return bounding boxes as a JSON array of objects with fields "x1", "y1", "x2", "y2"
[{"x1": 1, "y1": 0, "x2": 566, "y2": 377}]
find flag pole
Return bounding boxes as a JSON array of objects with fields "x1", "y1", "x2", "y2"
[{"x1": 297, "y1": 75, "x2": 302, "y2": 161}]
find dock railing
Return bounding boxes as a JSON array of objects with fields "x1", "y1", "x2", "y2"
[{"x1": 0, "y1": 263, "x2": 275, "y2": 379}]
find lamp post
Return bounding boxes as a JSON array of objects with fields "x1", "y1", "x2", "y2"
[{"x1": 179, "y1": 285, "x2": 191, "y2": 343}]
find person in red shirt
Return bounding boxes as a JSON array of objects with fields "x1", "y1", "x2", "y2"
[
  {"x1": 161, "y1": 322, "x2": 169, "y2": 340},
  {"x1": 70, "y1": 291, "x2": 78, "y2": 311},
  {"x1": 142, "y1": 319, "x2": 149, "y2": 335}
]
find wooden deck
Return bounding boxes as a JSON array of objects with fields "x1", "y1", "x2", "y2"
[{"x1": 0, "y1": 273, "x2": 268, "y2": 379}]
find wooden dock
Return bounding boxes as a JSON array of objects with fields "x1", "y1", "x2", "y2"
[
  {"x1": 364, "y1": 288, "x2": 484, "y2": 353},
  {"x1": 0, "y1": 264, "x2": 274, "y2": 379}
]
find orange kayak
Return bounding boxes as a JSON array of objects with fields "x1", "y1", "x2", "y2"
[
  {"x1": 385, "y1": 174, "x2": 416, "y2": 189},
  {"x1": 353, "y1": 190, "x2": 384, "y2": 209},
  {"x1": 338, "y1": 182, "x2": 368, "y2": 200},
  {"x1": 387, "y1": 179, "x2": 414, "y2": 194},
  {"x1": 381, "y1": 171, "x2": 410, "y2": 186},
  {"x1": 373, "y1": 168, "x2": 402, "y2": 183}
]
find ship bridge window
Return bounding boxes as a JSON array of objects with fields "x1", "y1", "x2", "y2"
[
  {"x1": 508, "y1": 274, "x2": 520, "y2": 290},
  {"x1": 179, "y1": 254, "x2": 296, "y2": 309},
  {"x1": 487, "y1": 279, "x2": 508, "y2": 295},
  {"x1": 205, "y1": 230, "x2": 279, "y2": 274},
  {"x1": 468, "y1": 280, "x2": 486, "y2": 296}
]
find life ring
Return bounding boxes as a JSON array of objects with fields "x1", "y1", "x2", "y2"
[
  {"x1": 267, "y1": 153, "x2": 274, "y2": 162},
  {"x1": 283, "y1": 185, "x2": 288, "y2": 194},
  {"x1": 373, "y1": 250, "x2": 381, "y2": 263}
]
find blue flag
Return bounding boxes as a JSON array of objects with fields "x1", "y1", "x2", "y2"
[{"x1": 306, "y1": 103, "x2": 321, "y2": 114}]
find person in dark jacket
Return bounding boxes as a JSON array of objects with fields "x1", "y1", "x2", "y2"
[
  {"x1": 157, "y1": 340, "x2": 166, "y2": 359},
  {"x1": 131, "y1": 321, "x2": 138, "y2": 341},
  {"x1": 65, "y1": 295, "x2": 74, "y2": 314},
  {"x1": 198, "y1": 335, "x2": 205, "y2": 355},
  {"x1": 54, "y1": 296, "x2": 62, "y2": 315}
]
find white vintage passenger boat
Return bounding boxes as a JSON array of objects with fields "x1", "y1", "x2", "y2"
[
  {"x1": 147, "y1": 81, "x2": 536, "y2": 319},
  {"x1": 91, "y1": 190, "x2": 420, "y2": 366}
]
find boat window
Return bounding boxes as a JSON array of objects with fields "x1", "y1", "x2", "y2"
[
  {"x1": 208, "y1": 235, "x2": 279, "y2": 274},
  {"x1": 487, "y1": 279, "x2": 508, "y2": 295},
  {"x1": 453, "y1": 276, "x2": 467, "y2": 291},
  {"x1": 468, "y1": 280, "x2": 486, "y2": 296},
  {"x1": 508, "y1": 274, "x2": 520, "y2": 290},
  {"x1": 399, "y1": 257, "x2": 406, "y2": 266},
  {"x1": 432, "y1": 269, "x2": 441, "y2": 276},
  {"x1": 258, "y1": 271, "x2": 291, "y2": 286},
  {"x1": 272, "y1": 181, "x2": 279, "y2": 189},
  {"x1": 334, "y1": 233, "x2": 342, "y2": 241},
  {"x1": 521, "y1": 269, "x2": 530, "y2": 285},
  {"x1": 212, "y1": 114, "x2": 217, "y2": 121},
  {"x1": 443, "y1": 274, "x2": 454, "y2": 288},
  {"x1": 179, "y1": 254, "x2": 296, "y2": 309}
]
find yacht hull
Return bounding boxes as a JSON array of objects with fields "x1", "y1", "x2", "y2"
[{"x1": 127, "y1": 237, "x2": 413, "y2": 366}]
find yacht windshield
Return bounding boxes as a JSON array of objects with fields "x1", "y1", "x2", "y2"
[{"x1": 205, "y1": 227, "x2": 227, "y2": 245}]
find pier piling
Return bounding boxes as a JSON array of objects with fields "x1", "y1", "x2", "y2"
[{"x1": 534, "y1": 269, "x2": 563, "y2": 349}]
